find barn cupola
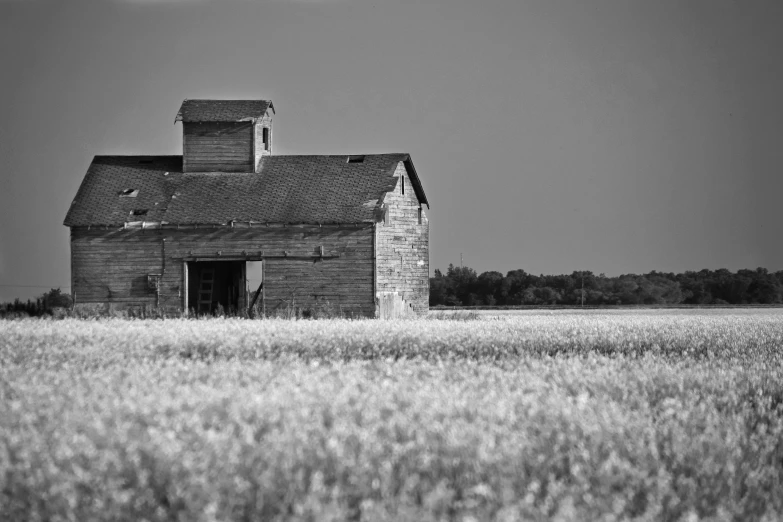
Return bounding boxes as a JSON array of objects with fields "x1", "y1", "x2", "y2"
[{"x1": 175, "y1": 99, "x2": 275, "y2": 173}]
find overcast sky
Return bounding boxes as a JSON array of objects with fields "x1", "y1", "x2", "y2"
[{"x1": 1, "y1": 0, "x2": 781, "y2": 301}]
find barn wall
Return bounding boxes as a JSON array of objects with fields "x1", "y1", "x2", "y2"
[
  {"x1": 183, "y1": 121, "x2": 253, "y2": 173},
  {"x1": 375, "y1": 162, "x2": 430, "y2": 315},
  {"x1": 70, "y1": 228, "x2": 162, "y2": 312},
  {"x1": 70, "y1": 224, "x2": 375, "y2": 317}
]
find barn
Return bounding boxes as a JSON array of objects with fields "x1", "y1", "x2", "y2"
[{"x1": 63, "y1": 99, "x2": 430, "y2": 318}]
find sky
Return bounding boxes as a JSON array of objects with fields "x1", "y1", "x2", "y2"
[{"x1": 1, "y1": 0, "x2": 782, "y2": 301}]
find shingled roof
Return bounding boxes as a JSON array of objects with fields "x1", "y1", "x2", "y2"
[
  {"x1": 175, "y1": 99, "x2": 274, "y2": 123},
  {"x1": 63, "y1": 154, "x2": 428, "y2": 227}
]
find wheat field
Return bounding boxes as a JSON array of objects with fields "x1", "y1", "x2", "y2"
[{"x1": 2, "y1": 311, "x2": 783, "y2": 521}]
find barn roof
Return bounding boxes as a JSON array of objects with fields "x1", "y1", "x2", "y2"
[
  {"x1": 175, "y1": 99, "x2": 274, "y2": 123},
  {"x1": 63, "y1": 154, "x2": 428, "y2": 227}
]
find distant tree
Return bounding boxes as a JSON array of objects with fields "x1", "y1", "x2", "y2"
[
  {"x1": 0, "y1": 288, "x2": 73, "y2": 317},
  {"x1": 646, "y1": 275, "x2": 683, "y2": 304},
  {"x1": 745, "y1": 268, "x2": 783, "y2": 304},
  {"x1": 678, "y1": 272, "x2": 712, "y2": 304},
  {"x1": 447, "y1": 264, "x2": 478, "y2": 305},
  {"x1": 429, "y1": 269, "x2": 453, "y2": 306},
  {"x1": 570, "y1": 271, "x2": 598, "y2": 305},
  {"x1": 42, "y1": 288, "x2": 73, "y2": 309},
  {"x1": 477, "y1": 271, "x2": 504, "y2": 306},
  {"x1": 503, "y1": 270, "x2": 533, "y2": 305},
  {"x1": 521, "y1": 286, "x2": 537, "y2": 305},
  {"x1": 534, "y1": 287, "x2": 560, "y2": 305}
]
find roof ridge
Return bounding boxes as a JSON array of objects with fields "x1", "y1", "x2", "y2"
[
  {"x1": 93, "y1": 154, "x2": 183, "y2": 158},
  {"x1": 175, "y1": 99, "x2": 274, "y2": 123},
  {"x1": 262, "y1": 153, "x2": 410, "y2": 158},
  {"x1": 179, "y1": 98, "x2": 272, "y2": 101}
]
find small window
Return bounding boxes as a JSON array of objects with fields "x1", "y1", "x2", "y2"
[
  {"x1": 131, "y1": 209, "x2": 148, "y2": 216},
  {"x1": 418, "y1": 207, "x2": 422, "y2": 225},
  {"x1": 262, "y1": 127, "x2": 269, "y2": 151},
  {"x1": 347, "y1": 155, "x2": 365, "y2": 163},
  {"x1": 119, "y1": 189, "x2": 139, "y2": 198},
  {"x1": 401, "y1": 176, "x2": 405, "y2": 195}
]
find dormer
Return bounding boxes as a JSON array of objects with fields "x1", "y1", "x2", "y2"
[{"x1": 175, "y1": 99, "x2": 275, "y2": 173}]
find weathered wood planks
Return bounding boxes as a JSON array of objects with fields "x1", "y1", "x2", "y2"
[
  {"x1": 71, "y1": 225, "x2": 376, "y2": 317},
  {"x1": 183, "y1": 122, "x2": 253, "y2": 173}
]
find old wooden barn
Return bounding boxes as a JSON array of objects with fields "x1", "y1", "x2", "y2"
[{"x1": 63, "y1": 99, "x2": 430, "y2": 317}]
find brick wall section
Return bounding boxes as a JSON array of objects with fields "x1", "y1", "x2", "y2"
[
  {"x1": 70, "y1": 224, "x2": 375, "y2": 317},
  {"x1": 254, "y1": 112, "x2": 273, "y2": 170},
  {"x1": 375, "y1": 161, "x2": 430, "y2": 315}
]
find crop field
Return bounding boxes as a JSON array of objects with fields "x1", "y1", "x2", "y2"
[{"x1": 2, "y1": 311, "x2": 783, "y2": 521}]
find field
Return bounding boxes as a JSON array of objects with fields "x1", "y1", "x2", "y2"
[{"x1": 2, "y1": 310, "x2": 783, "y2": 521}]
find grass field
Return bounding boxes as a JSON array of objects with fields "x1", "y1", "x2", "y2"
[{"x1": 2, "y1": 311, "x2": 783, "y2": 521}]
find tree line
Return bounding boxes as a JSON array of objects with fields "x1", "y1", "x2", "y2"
[
  {"x1": 0, "y1": 288, "x2": 73, "y2": 318},
  {"x1": 430, "y1": 265, "x2": 783, "y2": 306}
]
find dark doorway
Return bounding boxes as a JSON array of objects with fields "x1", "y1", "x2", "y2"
[{"x1": 187, "y1": 261, "x2": 245, "y2": 315}]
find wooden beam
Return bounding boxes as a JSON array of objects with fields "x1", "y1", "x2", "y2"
[
  {"x1": 180, "y1": 254, "x2": 341, "y2": 262},
  {"x1": 182, "y1": 260, "x2": 189, "y2": 316},
  {"x1": 249, "y1": 282, "x2": 263, "y2": 311}
]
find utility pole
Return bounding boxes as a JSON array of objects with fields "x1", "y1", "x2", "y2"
[{"x1": 460, "y1": 253, "x2": 463, "y2": 269}]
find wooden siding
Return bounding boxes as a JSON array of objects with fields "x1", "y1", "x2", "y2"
[
  {"x1": 70, "y1": 225, "x2": 376, "y2": 317},
  {"x1": 183, "y1": 121, "x2": 253, "y2": 173},
  {"x1": 375, "y1": 162, "x2": 430, "y2": 315}
]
